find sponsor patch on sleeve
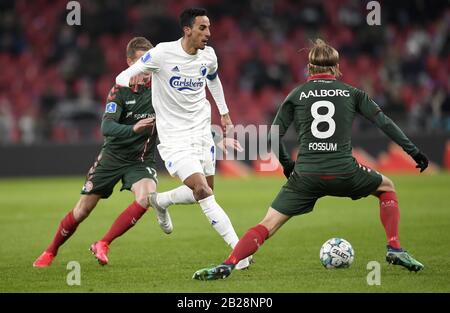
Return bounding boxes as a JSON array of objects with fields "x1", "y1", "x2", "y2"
[{"x1": 105, "y1": 102, "x2": 117, "y2": 113}]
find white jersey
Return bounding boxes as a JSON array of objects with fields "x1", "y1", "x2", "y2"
[{"x1": 117, "y1": 39, "x2": 225, "y2": 148}]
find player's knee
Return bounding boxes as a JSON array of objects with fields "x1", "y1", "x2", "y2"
[
  {"x1": 383, "y1": 176, "x2": 395, "y2": 192},
  {"x1": 135, "y1": 195, "x2": 150, "y2": 208},
  {"x1": 376, "y1": 175, "x2": 396, "y2": 194},
  {"x1": 193, "y1": 184, "x2": 213, "y2": 200},
  {"x1": 387, "y1": 178, "x2": 395, "y2": 191}
]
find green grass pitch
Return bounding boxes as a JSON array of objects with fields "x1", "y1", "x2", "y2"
[{"x1": 0, "y1": 173, "x2": 449, "y2": 292}]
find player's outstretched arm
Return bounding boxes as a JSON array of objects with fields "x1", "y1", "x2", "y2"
[
  {"x1": 116, "y1": 48, "x2": 160, "y2": 87},
  {"x1": 116, "y1": 60, "x2": 150, "y2": 87},
  {"x1": 356, "y1": 90, "x2": 429, "y2": 172},
  {"x1": 374, "y1": 112, "x2": 429, "y2": 172}
]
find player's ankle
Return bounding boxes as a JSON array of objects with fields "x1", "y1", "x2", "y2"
[
  {"x1": 387, "y1": 244, "x2": 403, "y2": 252},
  {"x1": 156, "y1": 192, "x2": 172, "y2": 208},
  {"x1": 222, "y1": 262, "x2": 235, "y2": 270}
]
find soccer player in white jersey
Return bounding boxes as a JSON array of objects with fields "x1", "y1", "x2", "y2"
[{"x1": 116, "y1": 8, "x2": 251, "y2": 269}]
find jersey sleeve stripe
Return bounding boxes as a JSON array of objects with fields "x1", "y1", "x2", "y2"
[{"x1": 206, "y1": 71, "x2": 218, "y2": 80}]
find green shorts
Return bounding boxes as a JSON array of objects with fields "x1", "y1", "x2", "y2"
[
  {"x1": 271, "y1": 164, "x2": 382, "y2": 216},
  {"x1": 80, "y1": 153, "x2": 158, "y2": 199}
]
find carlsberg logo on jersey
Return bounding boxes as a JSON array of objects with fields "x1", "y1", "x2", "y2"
[
  {"x1": 169, "y1": 76, "x2": 205, "y2": 92},
  {"x1": 300, "y1": 89, "x2": 350, "y2": 100}
]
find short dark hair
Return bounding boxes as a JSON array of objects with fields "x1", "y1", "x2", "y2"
[
  {"x1": 179, "y1": 7, "x2": 207, "y2": 29},
  {"x1": 126, "y1": 37, "x2": 153, "y2": 59}
]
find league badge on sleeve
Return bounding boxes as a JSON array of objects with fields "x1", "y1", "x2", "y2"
[
  {"x1": 105, "y1": 102, "x2": 117, "y2": 113},
  {"x1": 141, "y1": 51, "x2": 151, "y2": 63}
]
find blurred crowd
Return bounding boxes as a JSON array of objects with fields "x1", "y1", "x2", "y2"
[{"x1": 0, "y1": 0, "x2": 449, "y2": 144}]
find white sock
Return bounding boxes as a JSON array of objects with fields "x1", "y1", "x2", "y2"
[
  {"x1": 198, "y1": 195, "x2": 239, "y2": 248},
  {"x1": 157, "y1": 185, "x2": 196, "y2": 207}
]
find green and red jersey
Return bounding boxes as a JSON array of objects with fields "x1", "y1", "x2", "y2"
[
  {"x1": 272, "y1": 74, "x2": 419, "y2": 174},
  {"x1": 101, "y1": 84, "x2": 157, "y2": 163}
]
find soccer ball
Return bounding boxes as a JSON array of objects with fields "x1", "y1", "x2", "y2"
[{"x1": 320, "y1": 238, "x2": 354, "y2": 269}]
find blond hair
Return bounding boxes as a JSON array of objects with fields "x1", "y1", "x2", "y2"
[
  {"x1": 308, "y1": 39, "x2": 341, "y2": 77},
  {"x1": 126, "y1": 37, "x2": 153, "y2": 59}
]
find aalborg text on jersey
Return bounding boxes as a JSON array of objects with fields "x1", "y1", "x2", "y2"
[{"x1": 299, "y1": 89, "x2": 350, "y2": 100}]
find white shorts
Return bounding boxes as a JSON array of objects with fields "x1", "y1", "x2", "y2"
[{"x1": 158, "y1": 135, "x2": 216, "y2": 182}]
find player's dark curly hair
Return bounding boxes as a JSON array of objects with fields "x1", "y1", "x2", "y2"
[{"x1": 179, "y1": 7, "x2": 208, "y2": 29}]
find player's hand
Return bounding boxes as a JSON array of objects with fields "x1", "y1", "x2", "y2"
[
  {"x1": 130, "y1": 74, "x2": 150, "y2": 92},
  {"x1": 133, "y1": 117, "x2": 155, "y2": 134},
  {"x1": 216, "y1": 137, "x2": 243, "y2": 155},
  {"x1": 412, "y1": 151, "x2": 429, "y2": 173},
  {"x1": 283, "y1": 160, "x2": 295, "y2": 179},
  {"x1": 221, "y1": 113, "x2": 233, "y2": 137}
]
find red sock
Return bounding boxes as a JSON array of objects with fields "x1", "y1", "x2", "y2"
[
  {"x1": 379, "y1": 191, "x2": 401, "y2": 249},
  {"x1": 224, "y1": 224, "x2": 269, "y2": 265},
  {"x1": 46, "y1": 211, "x2": 79, "y2": 255},
  {"x1": 101, "y1": 201, "x2": 147, "y2": 244}
]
